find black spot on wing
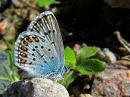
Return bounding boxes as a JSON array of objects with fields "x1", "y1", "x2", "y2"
[
  {"x1": 44, "y1": 61, "x2": 47, "y2": 63},
  {"x1": 33, "y1": 58, "x2": 36, "y2": 61},
  {"x1": 48, "y1": 49, "x2": 51, "y2": 51},
  {"x1": 35, "y1": 46, "x2": 38, "y2": 48},
  {"x1": 32, "y1": 48, "x2": 35, "y2": 51},
  {"x1": 41, "y1": 46, "x2": 44, "y2": 48}
]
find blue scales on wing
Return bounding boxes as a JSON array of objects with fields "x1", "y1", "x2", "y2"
[{"x1": 14, "y1": 11, "x2": 67, "y2": 80}]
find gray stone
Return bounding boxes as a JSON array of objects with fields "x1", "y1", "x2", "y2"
[
  {"x1": 96, "y1": 48, "x2": 117, "y2": 64},
  {"x1": 3, "y1": 78, "x2": 69, "y2": 97}
]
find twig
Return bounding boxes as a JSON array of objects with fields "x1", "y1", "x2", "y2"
[
  {"x1": 114, "y1": 31, "x2": 130, "y2": 53},
  {"x1": 19, "y1": 0, "x2": 39, "y2": 11}
]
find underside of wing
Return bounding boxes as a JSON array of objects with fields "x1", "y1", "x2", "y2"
[
  {"x1": 14, "y1": 31, "x2": 61, "y2": 78},
  {"x1": 27, "y1": 11, "x2": 64, "y2": 68},
  {"x1": 27, "y1": 11, "x2": 64, "y2": 65},
  {"x1": 14, "y1": 11, "x2": 65, "y2": 79}
]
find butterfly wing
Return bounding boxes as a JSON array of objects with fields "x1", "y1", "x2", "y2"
[
  {"x1": 14, "y1": 11, "x2": 66, "y2": 79},
  {"x1": 27, "y1": 11, "x2": 64, "y2": 67}
]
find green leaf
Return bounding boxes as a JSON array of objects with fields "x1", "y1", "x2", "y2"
[
  {"x1": 13, "y1": 76, "x2": 20, "y2": 81},
  {"x1": 64, "y1": 47, "x2": 76, "y2": 68},
  {"x1": 77, "y1": 47, "x2": 99, "y2": 63},
  {"x1": 11, "y1": 74, "x2": 19, "y2": 82},
  {"x1": 75, "y1": 59, "x2": 106, "y2": 75},
  {"x1": 0, "y1": 75, "x2": 8, "y2": 81},
  {"x1": 8, "y1": 50, "x2": 14, "y2": 69},
  {"x1": 59, "y1": 71, "x2": 76, "y2": 88},
  {"x1": 37, "y1": 0, "x2": 56, "y2": 7},
  {"x1": 3, "y1": 66, "x2": 13, "y2": 81},
  {"x1": 8, "y1": 51, "x2": 13, "y2": 65},
  {"x1": 74, "y1": 66, "x2": 95, "y2": 75},
  {"x1": 12, "y1": 69, "x2": 20, "y2": 81}
]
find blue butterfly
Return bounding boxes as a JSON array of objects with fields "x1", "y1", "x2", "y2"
[{"x1": 14, "y1": 11, "x2": 68, "y2": 80}]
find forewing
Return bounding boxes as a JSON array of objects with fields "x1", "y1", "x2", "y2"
[{"x1": 27, "y1": 11, "x2": 64, "y2": 66}]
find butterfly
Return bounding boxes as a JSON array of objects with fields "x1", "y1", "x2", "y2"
[{"x1": 14, "y1": 11, "x2": 68, "y2": 80}]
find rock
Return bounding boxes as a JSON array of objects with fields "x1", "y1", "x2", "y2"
[
  {"x1": 103, "y1": 48, "x2": 117, "y2": 63},
  {"x1": 73, "y1": 44, "x2": 81, "y2": 53},
  {"x1": 96, "y1": 48, "x2": 117, "y2": 64},
  {"x1": 80, "y1": 94, "x2": 93, "y2": 97},
  {"x1": 104, "y1": 0, "x2": 130, "y2": 9},
  {"x1": 91, "y1": 66, "x2": 130, "y2": 97},
  {"x1": 3, "y1": 78, "x2": 69, "y2": 97}
]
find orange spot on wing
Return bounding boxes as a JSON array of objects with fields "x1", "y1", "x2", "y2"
[
  {"x1": 20, "y1": 59, "x2": 26, "y2": 64},
  {"x1": 28, "y1": 38, "x2": 33, "y2": 42},
  {"x1": 23, "y1": 40, "x2": 28, "y2": 46},
  {"x1": 20, "y1": 52, "x2": 27, "y2": 58},
  {"x1": 21, "y1": 46, "x2": 28, "y2": 51},
  {"x1": 25, "y1": 36, "x2": 33, "y2": 43},
  {"x1": 32, "y1": 36, "x2": 39, "y2": 42}
]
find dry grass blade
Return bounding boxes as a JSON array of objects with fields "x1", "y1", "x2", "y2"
[{"x1": 114, "y1": 31, "x2": 130, "y2": 53}]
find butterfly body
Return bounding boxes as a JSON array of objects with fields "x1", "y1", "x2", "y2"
[{"x1": 14, "y1": 11, "x2": 67, "y2": 80}]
